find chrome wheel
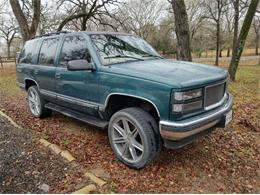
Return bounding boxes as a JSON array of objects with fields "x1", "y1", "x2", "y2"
[
  {"x1": 28, "y1": 88, "x2": 41, "y2": 116},
  {"x1": 111, "y1": 117, "x2": 144, "y2": 163}
]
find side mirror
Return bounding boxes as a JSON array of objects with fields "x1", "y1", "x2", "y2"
[{"x1": 67, "y1": 59, "x2": 95, "y2": 71}]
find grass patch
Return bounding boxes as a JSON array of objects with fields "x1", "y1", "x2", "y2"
[
  {"x1": 194, "y1": 57, "x2": 259, "y2": 66},
  {"x1": 192, "y1": 48, "x2": 258, "y2": 58},
  {"x1": 0, "y1": 66, "x2": 22, "y2": 96}
]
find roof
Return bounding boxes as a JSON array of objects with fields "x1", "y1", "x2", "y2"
[
  {"x1": 32, "y1": 31, "x2": 134, "y2": 40},
  {"x1": 84, "y1": 31, "x2": 134, "y2": 36}
]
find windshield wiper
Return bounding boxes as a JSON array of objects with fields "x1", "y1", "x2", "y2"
[
  {"x1": 142, "y1": 54, "x2": 163, "y2": 59},
  {"x1": 104, "y1": 55, "x2": 144, "y2": 61}
]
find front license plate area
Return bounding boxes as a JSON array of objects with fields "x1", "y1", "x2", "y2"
[
  {"x1": 225, "y1": 110, "x2": 233, "y2": 126},
  {"x1": 216, "y1": 110, "x2": 233, "y2": 128}
]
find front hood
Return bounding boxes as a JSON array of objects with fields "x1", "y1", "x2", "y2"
[{"x1": 103, "y1": 59, "x2": 228, "y2": 88}]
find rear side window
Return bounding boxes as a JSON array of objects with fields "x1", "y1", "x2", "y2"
[
  {"x1": 60, "y1": 35, "x2": 91, "y2": 66},
  {"x1": 18, "y1": 40, "x2": 39, "y2": 64},
  {"x1": 38, "y1": 37, "x2": 60, "y2": 66}
]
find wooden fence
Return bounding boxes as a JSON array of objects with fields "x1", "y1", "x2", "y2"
[{"x1": 0, "y1": 56, "x2": 16, "y2": 68}]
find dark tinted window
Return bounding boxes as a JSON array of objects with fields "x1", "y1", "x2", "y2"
[
  {"x1": 38, "y1": 38, "x2": 59, "y2": 65},
  {"x1": 60, "y1": 35, "x2": 91, "y2": 65},
  {"x1": 18, "y1": 40, "x2": 39, "y2": 64}
]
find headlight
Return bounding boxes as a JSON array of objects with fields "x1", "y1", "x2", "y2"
[
  {"x1": 174, "y1": 88, "x2": 202, "y2": 101},
  {"x1": 172, "y1": 100, "x2": 203, "y2": 112}
]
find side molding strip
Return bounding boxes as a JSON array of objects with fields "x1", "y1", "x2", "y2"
[
  {"x1": 38, "y1": 88, "x2": 161, "y2": 117},
  {"x1": 39, "y1": 89, "x2": 102, "y2": 109}
]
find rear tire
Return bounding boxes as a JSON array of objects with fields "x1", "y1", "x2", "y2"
[
  {"x1": 27, "y1": 86, "x2": 52, "y2": 118},
  {"x1": 108, "y1": 107, "x2": 159, "y2": 169}
]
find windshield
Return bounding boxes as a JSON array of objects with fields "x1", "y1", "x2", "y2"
[{"x1": 90, "y1": 34, "x2": 161, "y2": 65}]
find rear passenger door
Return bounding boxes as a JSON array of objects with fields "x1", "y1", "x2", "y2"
[
  {"x1": 55, "y1": 34, "x2": 100, "y2": 115},
  {"x1": 16, "y1": 39, "x2": 40, "y2": 86},
  {"x1": 35, "y1": 37, "x2": 60, "y2": 100}
]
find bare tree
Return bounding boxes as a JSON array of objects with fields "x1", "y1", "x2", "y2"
[
  {"x1": 252, "y1": 14, "x2": 260, "y2": 55},
  {"x1": 0, "y1": 16, "x2": 19, "y2": 57},
  {"x1": 221, "y1": 1, "x2": 237, "y2": 57},
  {"x1": 0, "y1": 0, "x2": 8, "y2": 14},
  {"x1": 37, "y1": 1, "x2": 60, "y2": 34},
  {"x1": 169, "y1": 0, "x2": 192, "y2": 61},
  {"x1": 204, "y1": 0, "x2": 229, "y2": 66},
  {"x1": 148, "y1": 16, "x2": 176, "y2": 54},
  {"x1": 186, "y1": 0, "x2": 205, "y2": 41},
  {"x1": 228, "y1": 0, "x2": 259, "y2": 81},
  {"x1": 117, "y1": 0, "x2": 165, "y2": 40},
  {"x1": 9, "y1": 0, "x2": 41, "y2": 42},
  {"x1": 56, "y1": 0, "x2": 119, "y2": 31}
]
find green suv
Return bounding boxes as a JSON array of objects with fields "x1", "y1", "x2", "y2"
[{"x1": 16, "y1": 31, "x2": 233, "y2": 169}]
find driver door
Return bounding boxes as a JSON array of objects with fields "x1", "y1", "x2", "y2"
[{"x1": 55, "y1": 34, "x2": 99, "y2": 115}]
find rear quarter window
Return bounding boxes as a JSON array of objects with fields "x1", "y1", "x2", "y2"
[{"x1": 18, "y1": 39, "x2": 39, "y2": 64}]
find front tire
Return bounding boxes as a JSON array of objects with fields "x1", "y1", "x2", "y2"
[
  {"x1": 108, "y1": 107, "x2": 158, "y2": 169},
  {"x1": 27, "y1": 86, "x2": 52, "y2": 118}
]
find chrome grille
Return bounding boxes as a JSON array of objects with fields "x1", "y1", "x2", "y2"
[{"x1": 205, "y1": 82, "x2": 225, "y2": 107}]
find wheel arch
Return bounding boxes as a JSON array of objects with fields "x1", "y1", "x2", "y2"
[
  {"x1": 102, "y1": 93, "x2": 160, "y2": 121},
  {"x1": 24, "y1": 78, "x2": 39, "y2": 91}
]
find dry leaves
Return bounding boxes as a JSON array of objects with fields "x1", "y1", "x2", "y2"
[{"x1": 0, "y1": 65, "x2": 259, "y2": 193}]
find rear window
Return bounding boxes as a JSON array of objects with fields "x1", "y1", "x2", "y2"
[
  {"x1": 38, "y1": 37, "x2": 60, "y2": 66},
  {"x1": 18, "y1": 40, "x2": 39, "y2": 64}
]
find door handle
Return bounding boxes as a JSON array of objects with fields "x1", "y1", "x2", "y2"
[
  {"x1": 34, "y1": 70, "x2": 39, "y2": 75},
  {"x1": 55, "y1": 73, "x2": 61, "y2": 79}
]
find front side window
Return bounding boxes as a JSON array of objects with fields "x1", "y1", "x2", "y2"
[
  {"x1": 60, "y1": 35, "x2": 91, "y2": 66},
  {"x1": 18, "y1": 39, "x2": 39, "y2": 64},
  {"x1": 90, "y1": 34, "x2": 161, "y2": 65},
  {"x1": 38, "y1": 37, "x2": 60, "y2": 66}
]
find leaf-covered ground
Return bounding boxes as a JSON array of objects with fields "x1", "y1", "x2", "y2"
[
  {"x1": 0, "y1": 114, "x2": 70, "y2": 193},
  {"x1": 0, "y1": 64, "x2": 259, "y2": 193}
]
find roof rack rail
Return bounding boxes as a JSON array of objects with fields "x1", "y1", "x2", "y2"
[{"x1": 32, "y1": 31, "x2": 70, "y2": 39}]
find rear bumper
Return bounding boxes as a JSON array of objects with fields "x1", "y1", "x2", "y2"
[{"x1": 159, "y1": 93, "x2": 233, "y2": 148}]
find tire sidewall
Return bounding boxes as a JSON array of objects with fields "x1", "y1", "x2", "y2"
[
  {"x1": 27, "y1": 86, "x2": 42, "y2": 118},
  {"x1": 108, "y1": 110, "x2": 153, "y2": 168}
]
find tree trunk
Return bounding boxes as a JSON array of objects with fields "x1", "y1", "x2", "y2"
[
  {"x1": 176, "y1": 47, "x2": 180, "y2": 60},
  {"x1": 229, "y1": 0, "x2": 239, "y2": 73},
  {"x1": 219, "y1": 48, "x2": 223, "y2": 58},
  {"x1": 228, "y1": 0, "x2": 259, "y2": 81},
  {"x1": 0, "y1": 57, "x2": 3, "y2": 68},
  {"x1": 9, "y1": 0, "x2": 41, "y2": 43},
  {"x1": 81, "y1": 16, "x2": 88, "y2": 31},
  {"x1": 81, "y1": 3, "x2": 87, "y2": 31},
  {"x1": 215, "y1": 21, "x2": 220, "y2": 66},
  {"x1": 7, "y1": 42, "x2": 11, "y2": 58},
  {"x1": 256, "y1": 32, "x2": 259, "y2": 55},
  {"x1": 227, "y1": 47, "x2": 230, "y2": 57},
  {"x1": 171, "y1": 0, "x2": 192, "y2": 61}
]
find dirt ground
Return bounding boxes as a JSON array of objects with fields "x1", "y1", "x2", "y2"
[
  {"x1": 0, "y1": 115, "x2": 69, "y2": 193},
  {"x1": 0, "y1": 64, "x2": 259, "y2": 193}
]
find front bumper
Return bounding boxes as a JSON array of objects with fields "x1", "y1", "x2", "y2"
[{"x1": 160, "y1": 93, "x2": 233, "y2": 148}]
